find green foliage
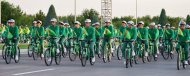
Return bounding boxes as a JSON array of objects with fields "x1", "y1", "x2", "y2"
[
  {"x1": 159, "y1": 9, "x2": 167, "y2": 26},
  {"x1": 186, "y1": 15, "x2": 190, "y2": 25},
  {"x1": 44, "y1": 5, "x2": 57, "y2": 27},
  {"x1": 34, "y1": 10, "x2": 46, "y2": 22}
]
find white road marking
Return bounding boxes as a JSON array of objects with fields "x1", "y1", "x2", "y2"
[{"x1": 12, "y1": 69, "x2": 55, "y2": 76}]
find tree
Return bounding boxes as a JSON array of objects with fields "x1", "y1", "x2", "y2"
[
  {"x1": 1, "y1": 1, "x2": 23, "y2": 25},
  {"x1": 44, "y1": 5, "x2": 57, "y2": 27},
  {"x1": 82, "y1": 9, "x2": 99, "y2": 21},
  {"x1": 159, "y1": 9, "x2": 167, "y2": 26},
  {"x1": 35, "y1": 10, "x2": 46, "y2": 22},
  {"x1": 186, "y1": 15, "x2": 190, "y2": 25}
]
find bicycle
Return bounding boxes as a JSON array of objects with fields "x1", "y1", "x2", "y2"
[
  {"x1": 177, "y1": 41, "x2": 190, "y2": 70},
  {"x1": 44, "y1": 37, "x2": 61, "y2": 66},
  {"x1": 4, "y1": 39, "x2": 20, "y2": 64},
  {"x1": 94, "y1": 38, "x2": 102, "y2": 58},
  {"x1": 31, "y1": 37, "x2": 43, "y2": 60},
  {"x1": 2, "y1": 43, "x2": 6, "y2": 59},
  {"x1": 59, "y1": 36, "x2": 68, "y2": 58},
  {"x1": 161, "y1": 39, "x2": 174, "y2": 60},
  {"x1": 102, "y1": 38, "x2": 112, "y2": 63},
  {"x1": 68, "y1": 37, "x2": 81, "y2": 61},
  {"x1": 79, "y1": 39, "x2": 95, "y2": 67},
  {"x1": 122, "y1": 40, "x2": 134, "y2": 68},
  {"x1": 149, "y1": 40, "x2": 158, "y2": 61}
]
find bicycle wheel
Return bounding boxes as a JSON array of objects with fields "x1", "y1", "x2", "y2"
[
  {"x1": 5, "y1": 47, "x2": 11, "y2": 64},
  {"x1": 44, "y1": 49, "x2": 53, "y2": 66},
  {"x1": 147, "y1": 53, "x2": 152, "y2": 62},
  {"x1": 117, "y1": 45, "x2": 122, "y2": 60},
  {"x1": 111, "y1": 43, "x2": 116, "y2": 57},
  {"x1": 108, "y1": 48, "x2": 112, "y2": 62},
  {"x1": 81, "y1": 48, "x2": 87, "y2": 67},
  {"x1": 97, "y1": 45, "x2": 102, "y2": 58},
  {"x1": 2, "y1": 45, "x2": 6, "y2": 59},
  {"x1": 28, "y1": 44, "x2": 33, "y2": 57},
  {"x1": 32, "y1": 48, "x2": 38, "y2": 60},
  {"x1": 55, "y1": 51, "x2": 61, "y2": 65},
  {"x1": 125, "y1": 50, "x2": 129, "y2": 68},
  {"x1": 69, "y1": 46, "x2": 77, "y2": 61},
  {"x1": 14, "y1": 47, "x2": 20, "y2": 63},
  {"x1": 102, "y1": 47, "x2": 108, "y2": 63},
  {"x1": 161, "y1": 45, "x2": 169, "y2": 60},
  {"x1": 177, "y1": 52, "x2": 181, "y2": 70},
  {"x1": 142, "y1": 49, "x2": 147, "y2": 63},
  {"x1": 90, "y1": 48, "x2": 95, "y2": 65}
]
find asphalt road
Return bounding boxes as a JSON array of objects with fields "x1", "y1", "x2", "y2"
[{"x1": 0, "y1": 50, "x2": 190, "y2": 76}]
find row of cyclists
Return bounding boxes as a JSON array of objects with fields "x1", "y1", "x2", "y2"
[{"x1": 0, "y1": 18, "x2": 189, "y2": 69}]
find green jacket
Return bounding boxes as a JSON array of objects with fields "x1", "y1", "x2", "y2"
[
  {"x1": 73, "y1": 27, "x2": 84, "y2": 39},
  {"x1": 137, "y1": 27, "x2": 148, "y2": 40},
  {"x1": 48, "y1": 25, "x2": 59, "y2": 37},
  {"x1": 164, "y1": 29, "x2": 174, "y2": 39},
  {"x1": 178, "y1": 29, "x2": 189, "y2": 42},
  {"x1": 36, "y1": 26, "x2": 44, "y2": 38},
  {"x1": 85, "y1": 26, "x2": 96, "y2": 42},
  {"x1": 149, "y1": 28, "x2": 159, "y2": 40},
  {"x1": 126, "y1": 26, "x2": 137, "y2": 40},
  {"x1": 8, "y1": 26, "x2": 19, "y2": 38},
  {"x1": 158, "y1": 29, "x2": 164, "y2": 38},
  {"x1": 65, "y1": 27, "x2": 73, "y2": 38},
  {"x1": 95, "y1": 27, "x2": 103, "y2": 39},
  {"x1": 102, "y1": 25, "x2": 114, "y2": 38},
  {"x1": 59, "y1": 26, "x2": 66, "y2": 37},
  {"x1": 30, "y1": 26, "x2": 37, "y2": 37}
]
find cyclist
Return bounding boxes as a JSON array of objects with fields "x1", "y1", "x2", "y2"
[
  {"x1": 93, "y1": 22, "x2": 102, "y2": 55},
  {"x1": 176, "y1": 21, "x2": 189, "y2": 65},
  {"x1": 121, "y1": 21, "x2": 137, "y2": 64},
  {"x1": 137, "y1": 21, "x2": 149, "y2": 57},
  {"x1": 4, "y1": 19, "x2": 19, "y2": 60},
  {"x1": 47, "y1": 18, "x2": 60, "y2": 54},
  {"x1": 148, "y1": 22, "x2": 159, "y2": 58},
  {"x1": 36, "y1": 20, "x2": 45, "y2": 57},
  {"x1": 84, "y1": 19, "x2": 96, "y2": 62},
  {"x1": 163, "y1": 23, "x2": 174, "y2": 54},
  {"x1": 102, "y1": 19, "x2": 114, "y2": 59}
]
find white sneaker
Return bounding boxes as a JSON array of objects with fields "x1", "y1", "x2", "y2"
[
  {"x1": 111, "y1": 48, "x2": 114, "y2": 53},
  {"x1": 184, "y1": 61, "x2": 188, "y2": 65},
  {"x1": 155, "y1": 55, "x2": 158, "y2": 57},
  {"x1": 145, "y1": 52, "x2": 148, "y2": 57},
  {"x1": 157, "y1": 50, "x2": 160, "y2": 54},
  {"x1": 92, "y1": 57, "x2": 95, "y2": 62},
  {"x1": 123, "y1": 59, "x2": 126, "y2": 65},
  {"x1": 56, "y1": 49, "x2": 60, "y2": 53},
  {"x1": 15, "y1": 55, "x2": 19, "y2": 61},
  {"x1": 170, "y1": 51, "x2": 174, "y2": 54},
  {"x1": 41, "y1": 54, "x2": 44, "y2": 58},
  {"x1": 132, "y1": 50, "x2": 135, "y2": 56},
  {"x1": 64, "y1": 47, "x2": 67, "y2": 53},
  {"x1": 48, "y1": 58, "x2": 52, "y2": 61}
]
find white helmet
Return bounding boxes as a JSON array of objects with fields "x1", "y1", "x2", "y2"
[
  {"x1": 138, "y1": 21, "x2": 144, "y2": 25},
  {"x1": 157, "y1": 24, "x2": 161, "y2": 27},
  {"x1": 149, "y1": 22, "x2": 155, "y2": 26},
  {"x1": 105, "y1": 19, "x2": 111, "y2": 23},
  {"x1": 8, "y1": 19, "x2": 15, "y2": 23},
  {"x1": 85, "y1": 19, "x2": 91, "y2": 23},
  {"x1": 64, "y1": 23, "x2": 69, "y2": 26},
  {"x1": 179, "y1": 21, "x2": 186, "y2": 26},
  {"x1": 127, "y1": 21, "x2": 134, "y2": 25},
  {"x1": 33, "y1": 21, "x2": 37, "y2": 24},
  {"x1": 50, "y1": 18, "x2": 57, "y2": 22},
  {"x1": 122, "y1": 21, "x2": 127, "y2": 24},
  {"x1": 74, "y1": 21, "x2": 81, "y2": 25},
  {"x1": 95, "y1": 22, "x2": 100, "y2": 25}
]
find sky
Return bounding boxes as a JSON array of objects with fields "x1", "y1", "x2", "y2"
[{"x1": 6, "y1": 0, "x2": 190, "y2": 18}]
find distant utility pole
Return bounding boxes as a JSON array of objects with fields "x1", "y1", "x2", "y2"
[
  {"x1": 0, "y1": 0, "x2": 1, "y2": 23},
  {"x1": 136, "y1": 0, "x2": 138, "y2": 25},
  {"x1": 74, "y1": 0, "x2": 76, "y2": 22},
  {"x1": 101, "y1": 0, "x2": 112, "y2": 25}
]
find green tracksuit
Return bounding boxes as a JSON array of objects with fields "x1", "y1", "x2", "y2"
[
  {"x1": 176, "y1": 28, "x2": 189, "y2": 60},
  {"x1": 149, "y1": 27, "x2": 159, "y2": 55}
]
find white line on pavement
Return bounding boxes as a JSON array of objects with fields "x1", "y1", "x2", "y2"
[{"x1": 12, "y1": 69, "x2": 55, "y2": 76}]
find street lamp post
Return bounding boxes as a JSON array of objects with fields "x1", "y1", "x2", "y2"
[
  {"x1": 74, "y1": 0, "x2": 76, "y2": 22},
  {"x1": 136, "y1": 0, "x2": 138, "y2": 25}
]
